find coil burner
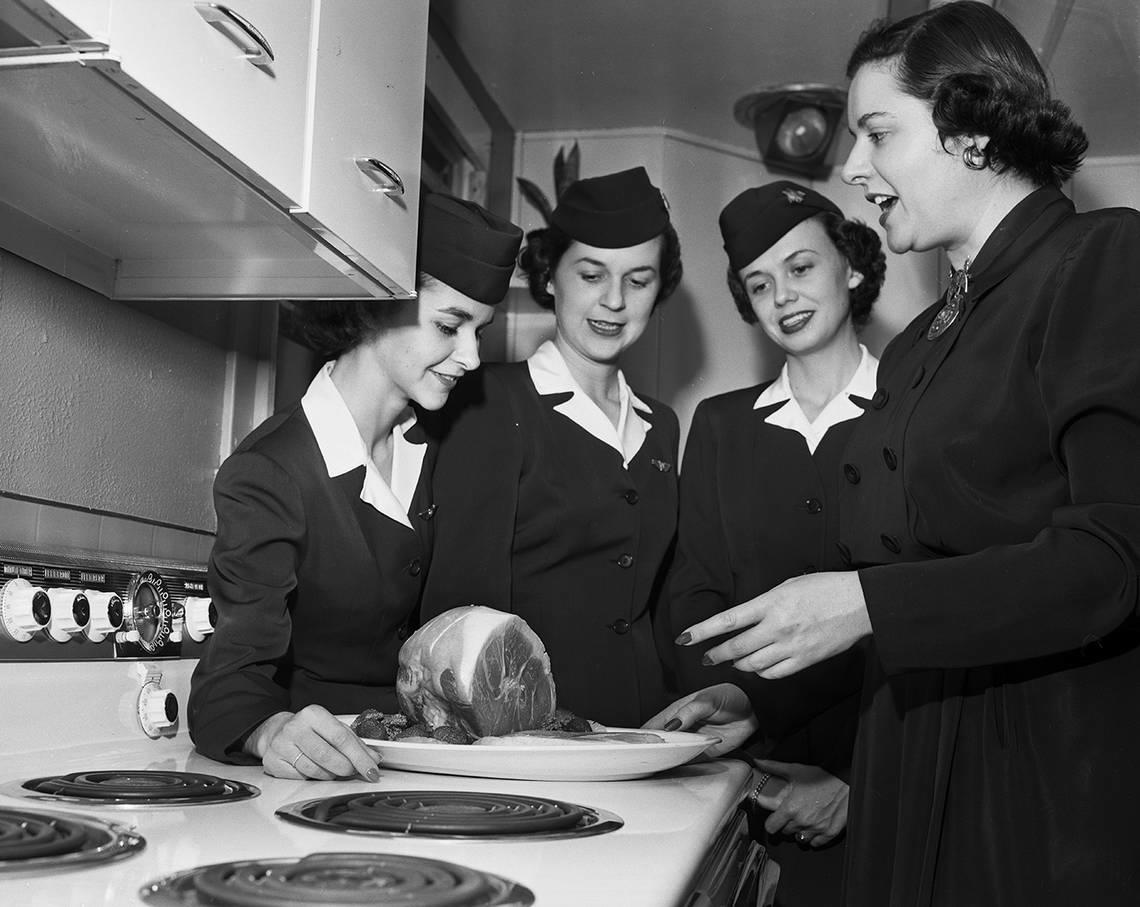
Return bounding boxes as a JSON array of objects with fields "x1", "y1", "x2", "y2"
[
  {"x1": 0, "y1": 806, "x2": 145, "y2": 874},
  {"x1": 276, "y1": 790, "x2": 624, "y2": 840},
  {"x1": 140, "y1": 851, "x2": 535, "y2": 907},
  {"x1": 6, "y1": 770, "x2": 260, "y2": 807}
]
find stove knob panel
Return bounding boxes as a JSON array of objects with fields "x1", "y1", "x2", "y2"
[
  {"x1": 182, "y1": 596, "x2": 216, "y2": 642},
  {"x1": 138, "y1": 682, "x2": 179, "y2": 738},
  {"x1": 84, "y1": 590, "x2": 124, "y2": 642},
  {"x1": 0, "y1": 578, "x2": 52, "y2": 642},
  {"x1": 46, "y1": 588, "x2": 91, "y2": 642}
]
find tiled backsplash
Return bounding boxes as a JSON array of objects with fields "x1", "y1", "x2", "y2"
[{"x1": 0, "y1": 493, "x2": 212, "y2": 565}]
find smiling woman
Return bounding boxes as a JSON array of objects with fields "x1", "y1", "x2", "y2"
[
  {"x1": 421, "y1": 167, "x2": 685, "y2": 729},
  {"x1": 187, "y1": 193, "x2": 522, "y2": 781}
]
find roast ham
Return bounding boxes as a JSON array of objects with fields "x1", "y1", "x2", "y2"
[{"x1": 396, "y1": 606, "x2": 557, "y2": 738}]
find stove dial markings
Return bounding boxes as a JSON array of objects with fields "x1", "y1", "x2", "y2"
[
  {"x1": 45, "y1": 588, "x2": 91, "y2": 642},
  {"x1": 83, "y1": 589, "x2": 124, "y2": 642},
  {"x1": 0, "y1": 577, "x2": 51, "y2": 642},
  {"x1": 118, "y1": 570, "x2": 174, "y2": 653},
  {"x1": 137, "y1": 667, "x2": 179, "y2": 738},
  {"x1": 181, "y1": 595, "x2": 216, "y2": 642}
]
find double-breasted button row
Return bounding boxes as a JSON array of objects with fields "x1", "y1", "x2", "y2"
[
  {"x1": 844, "y1": 464, "x2": 861, "y2": 484},
  {"x1": 623, "y1": 489, "x2": 640, "y2": 505},
  {"x1": 871, "y1": 388, "x2": 889, "y2": 409},
  {"x1": 880, "y1": 533, "x2": 901, "y2": 554},
  {"x1": 882, "y1": 447, "x2": 898, "y2": 471},
  {"x1": 804, "y1": 498, "x2": 823, "y2": 514},
  {"x1": 616, "y1": 553, "x2": 634, "y2": 569},
  {"x1": 609, "y1": 618, "x2": 631, "y2": 635},
  {"x1": 406, "y1": 558, "x2": 422, "y2": 576}
]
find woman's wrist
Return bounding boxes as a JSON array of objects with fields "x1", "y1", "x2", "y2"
[{"x1": 243, "y1": 711, "x2": 292, "y2": 759}]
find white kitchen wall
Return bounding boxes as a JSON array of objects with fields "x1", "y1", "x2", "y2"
[
  {"x1": 0, "y1": 251, "x2": 272, "y2": 547},
  {"x1": 509, "y1": 127, "x2": 940, "y2": 447}
]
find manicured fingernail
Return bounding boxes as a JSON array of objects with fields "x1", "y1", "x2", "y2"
[
  {"x1": 700, "y1": 653, "x2": 714, "y2": 666},
  {"x1": 367, "y1": 768, "x2": 380, "y2": 781},
  {"x1": 663, "y1": 718, "x2": 682, "y2": 732},
  {"x1": 675, "y1": 632, "x2": 692, "y2": 645}
]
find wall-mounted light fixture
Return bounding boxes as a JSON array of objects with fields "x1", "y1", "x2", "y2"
[{"x1": 734, "y1": 83, "x2": 847, "y2": 180}]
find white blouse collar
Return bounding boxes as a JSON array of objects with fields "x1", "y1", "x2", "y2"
[
  {"x1": 528, "y1": 339, "x2": 652, "y2": 468},
  {"x1": 754, "y1": 344, "x2": 879, "y2": 454},
  {"x1": 301, "y1": 361, "x2": 426, "y2": 528}
]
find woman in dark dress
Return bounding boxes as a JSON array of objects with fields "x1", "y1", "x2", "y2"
[
  {"x1": 188, "y1": 194, "x2": 522, "y2": 779},
  {"x1": 421, "y1": 167, "x2": 683, "y2": 727},
  {"x1": 668, "y1": 181, "x2": 884, "y2": 906},
  {"x1": 658, "y1": 3, "x2": 1140, "y2": 904}
]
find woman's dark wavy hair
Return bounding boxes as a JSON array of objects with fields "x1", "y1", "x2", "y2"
[
  {"x1": 292, "y1": 274, "x2": 436, "y2": 359},
  {"x1": 726, "y1": 212, "x2": 885, "y2": 329},
  {"x1": 517, "y1": 222, "x2": 683, "y2": 311},
  {"x1": 846, "y1": 0, "x2": 1087, "y2": 187}
]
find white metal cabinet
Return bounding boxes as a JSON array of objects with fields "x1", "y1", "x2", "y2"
[
  {"x1": 294, "y1": 0, "x2": 428, "y2": 296},
  {"x1": 29, "y1": 0, "x2": 314, "y2": 207},
  {"x1": 0, "y1": 0, "x2": 429, "y2": 299}
]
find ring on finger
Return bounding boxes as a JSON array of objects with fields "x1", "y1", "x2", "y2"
[
  {"x1": 795, "y1": 831, "x2": 810, "y2": 844},
  {"x1": 289, "y1": 751, "x2": 305, "y2": 770}
]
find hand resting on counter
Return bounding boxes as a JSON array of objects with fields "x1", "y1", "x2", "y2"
[
  {"x1": 676, "y1": 571, "x2": 872, "y2": 678},
  {"x1": 642, "y1": 683, "x2": 759, "y2": 757},
  {"x1": 752, "y1": 758, "x2": 848, "y2": 849},
  {"x1": 244, "y1": 704, "x2": 381, "y2": 781}
]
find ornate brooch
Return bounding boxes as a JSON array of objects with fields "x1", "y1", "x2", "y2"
[
  {"x1": 927, "y1": 258, "x2": 970, "y2": 341},
  {"x1": 650, "y1": 458, "x2": 673, "y2": 473}
]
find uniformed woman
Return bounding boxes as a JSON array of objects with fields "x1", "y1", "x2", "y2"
[
  {"x1": 188, "y1": 194, "x2": 522, "y2": 779},
  {"x1": 668, "y1": 181, "x2": 883, "y2": 906},
  {"x1": 421, "y1": 166, "x2": 683, "y2": 728},
  {"x1": 660, "y1": 3, "x2": 1140, "y2": 904}
]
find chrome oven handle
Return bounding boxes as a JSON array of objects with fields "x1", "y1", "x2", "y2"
[{"x1": 194, "y1": 3, "x2": 275, "y2": 66}]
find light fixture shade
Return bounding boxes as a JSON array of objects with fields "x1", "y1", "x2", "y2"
[{"x1": 734, "y1": 84, "x2": 847, "y2": 179}]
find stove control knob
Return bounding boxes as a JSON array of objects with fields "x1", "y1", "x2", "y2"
[
  {"x1": 0, "y1": 578, "x2": 51, "y2": 642},
  {"x1": 137, "y1": 682, "x2": 179, "y2": 738},
  {"x1": 46, "y1": 588, "x2": 91, "y2": 642},
  {"x1": 182, "y1": 596, "x2": 216, "y2": 642},
  {"x1": 83, "y1": 590, "x2": 124, "y2": 643}
]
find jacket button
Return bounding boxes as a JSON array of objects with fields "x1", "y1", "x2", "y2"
[
  {"x1": 610, "y1": 618, "x2": 631, "y2": 635},
  {"x1": 836, "y1": 542, "x2": 852, "y2": 566},
  {"x1": 407, "y1": 558, "x2": 422, "y2": 576},
  {"x1": 882, "y1": 447, "x2": 898, "y2": 470},
  {"x1": 624, "y1": 489, "x2": 640, "y2": 505},
  {"x1": 804, "y1": 498, "x2": 823, "y2": 514},
  {"x1": 843, "y1": 464, "x2": 861, "y2": 484},
  {"x1": 616, "y1": 553, "x2": 634, "y2": 569},
  {"x1": 871, "y1": 388, "x2": 889, "y2": 409},
  {"x1": 880, "y1": 534, "x2": 901, "y2": 554},
  {"x1": 911, "y1": 366, "x2": 926, "y2": 388}
]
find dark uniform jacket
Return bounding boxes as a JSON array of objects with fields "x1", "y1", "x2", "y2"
[
  {"x1": 837, "y1": 188, "x2": 1140, "y2": 906},
  {"x1": 421, "y1": 356, "x2": 679, "y2": 728},
  {"x1": 668, "y1": 381, "x2": 869, "y2": 907},
  {"x1": 188, "y1": 404, "x2": 433, "y2": 763}
]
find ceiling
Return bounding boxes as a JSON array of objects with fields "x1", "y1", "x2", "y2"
[{"x1": 434, "y1": 0, "x2": 1140, "y2": 160}]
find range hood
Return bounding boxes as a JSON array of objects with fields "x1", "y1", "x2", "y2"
[{"x1": 0, "y1": 1, "x2": 426, "y2": 301}]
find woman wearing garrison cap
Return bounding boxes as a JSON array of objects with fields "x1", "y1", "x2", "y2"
[
  {"x1": 421, "y1": 166, "x2": 684, "y2": 727},
  {"x1": 189, "y1": 193, "x2": 522, "y2": 779},
  {"x1": 657, "y1": 181, "x2": 884, "y2": 907}
]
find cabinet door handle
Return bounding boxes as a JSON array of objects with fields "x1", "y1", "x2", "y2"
[
  {"x1": 195, "y1": 3, "x2": 275, "y2": 66},
  {"x1": 355, "y1": 158, "x2": 406, "y2": 196}
]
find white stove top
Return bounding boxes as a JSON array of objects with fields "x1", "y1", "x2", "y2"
[{"x1": 0, "y1": 662, "x2": 755, "y2": 906}]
